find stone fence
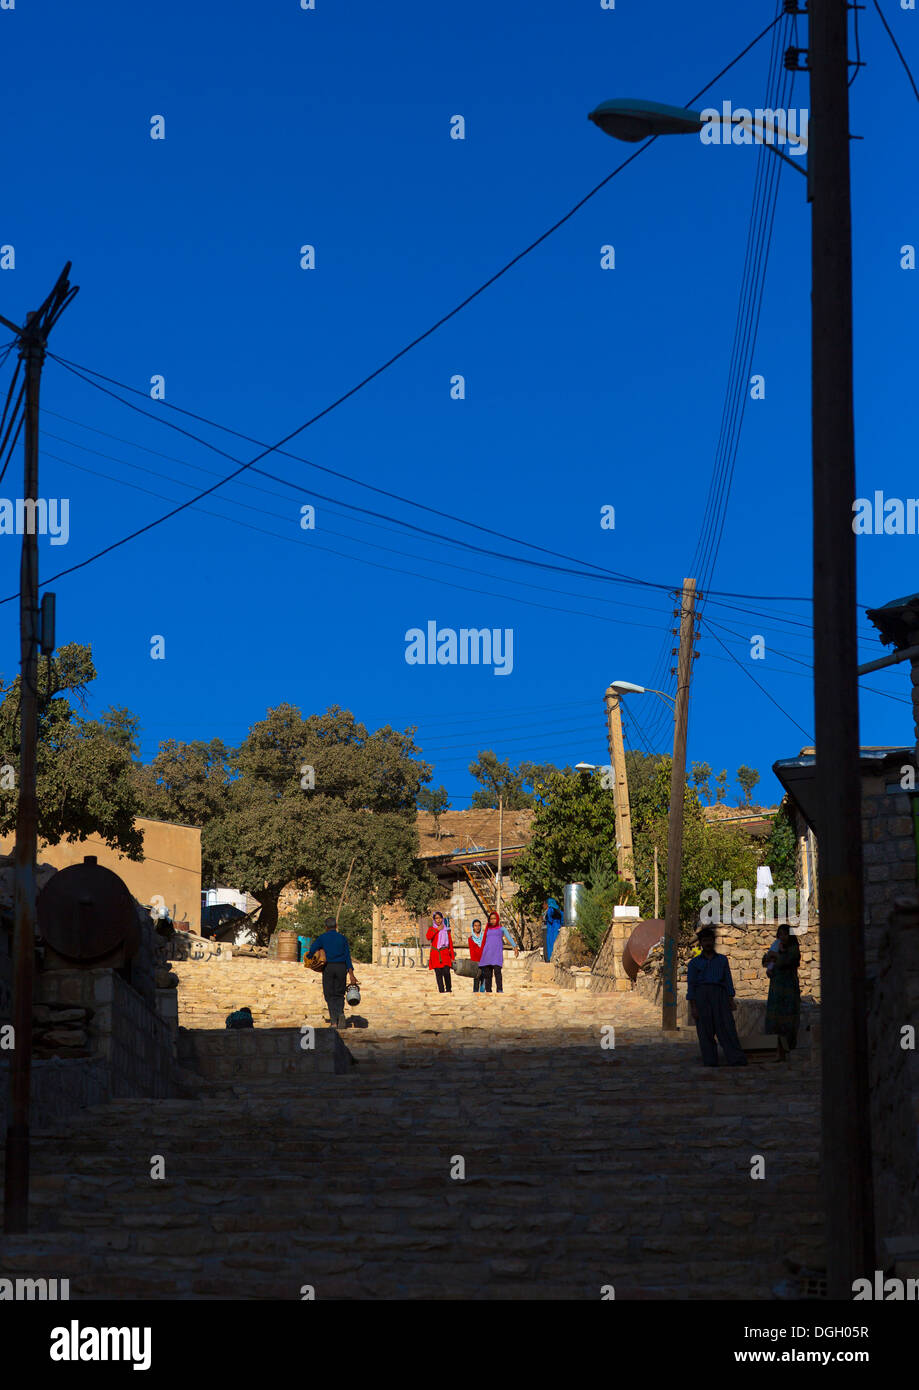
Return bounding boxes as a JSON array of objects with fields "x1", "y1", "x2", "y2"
[
  {"x1": 621, "y1": 918, "x2": 821, "y2": 1005},
  {"x1": 37, "y1": 968, "x2": 181, "y2": 1100},
  {"x1": 706, "y1": 920, "x2": 820, "y2": 999}
]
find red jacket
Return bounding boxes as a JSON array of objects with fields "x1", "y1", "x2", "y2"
[
  {"x1": 426, "y1": 923, "x2": 455, "y2": 969},
  {"x1": 468, "y1": 931, "x2": 485, "y2": 963}
]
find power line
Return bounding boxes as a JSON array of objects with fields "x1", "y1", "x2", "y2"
[
  {"x1": 872, "y1": 0, "x2": 919, "y2": 102},
  {"x1": 41, "y1": 420, "x2": 679, "y2": 622},
  {"x1": 697, "y1": 614, "x2": 813, "y2": 740},
  {"x1": 48, "y1": 450, "x2": 676, "y2": 632},
  {"x1": 691, "y1": 2, "x2": 795, "y2": 597},
  {"x1": 37, "y1": 359, "x2": 829, "y2": 609},
  {"x1": 0, "y1": 19, "x2": 788, "y2": 606},
  {"x1": 700, "y1": 614, "x2": 911, "y2": 705}
]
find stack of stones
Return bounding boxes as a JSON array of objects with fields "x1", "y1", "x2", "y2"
[{"x1": 32, "y1": 1002, "x2": 93, "y2": 1059}]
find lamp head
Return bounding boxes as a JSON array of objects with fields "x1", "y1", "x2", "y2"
[{"x1": 588, "y1": 99, "x2": 703, "y2": 143}]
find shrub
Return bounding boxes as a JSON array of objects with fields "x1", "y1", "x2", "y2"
[{"x1": 278, "y1": 899, "x2": 373, "y2": 963}]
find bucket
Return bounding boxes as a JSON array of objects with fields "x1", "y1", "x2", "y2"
[{"x1": 276, "y1": 932, "x2": 298, "y2": 962}]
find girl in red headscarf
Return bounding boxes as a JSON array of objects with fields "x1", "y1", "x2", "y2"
[
  {"x1": 468, "y1": 917, "x2": 486, "y2": 993},
  {"x1": 426, "y1": 912, "x2": 455, "y2": 993}
]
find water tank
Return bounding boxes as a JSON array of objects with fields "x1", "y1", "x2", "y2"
[
  {"x1": 37, "y1": 856, "x2": 140, "y2": 968},
  {"x1": 563, "y1": 882, "x2": 585, "y2": 926}
]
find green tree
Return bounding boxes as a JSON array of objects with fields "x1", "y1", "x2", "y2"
[
  {"x1": 142, "y1": 705, "x2": 437, "y2": 941},
  {"x1": 417, "y1": 784, "x2": 450, "y2": 836},
  {"x1": 631, "y1": 755, "x2": 701, "y2": 835},
  {"x1": 136, "y1": 737, "x2": 232, "y2": 827},
  {"x1": 633, "y1": 814, "x2": 760, "y2": 934},
  {"x1": 279, "y1": 898, "x2": 373, "y2": 964},
  {"x1": 512, "y1": 768, "x2": 619, "y2": 913},
  {"x1": 690, "y1": 760, "x2": 714, "y2": 805},
  {"x1": 625, "y1": 750, "x2": 669, "y2": 804},
  {"x1": 760, "y1": 803, "x2": 797, "y2": 892},
  {"x1": 0, "y1": 644, "x2": 143, "y2": 856},
  {"x1": 736, "y1": 765, "x2": 760, "y2": 807},
  {"x1": 713, "y1": 768, "x2": 729, "y2": 804},
  {"x1": 574, "y1": 856, "x2": 634, "y2": 957},
  {"x1": 468, "y1": 751, "x2": 557, "y2": 809},
  {"x1": 100, "y1": 706, "x2": 142, "y2": 759}
]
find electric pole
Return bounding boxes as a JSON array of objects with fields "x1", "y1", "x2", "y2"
[
  {"x1": 496, "y1": 793, "x2": 504, "y2": 917},
  {"x1": 662, "y1": 577, "x2": 696, "y2": 1031},
  {"x1": 809, "y1": 0, "x2": 875, "y2": 1296},
  {"x1": 604, "y1": 685, "x2": 635, "y2": 890},
  {"x1": 2, "y1": 264, "x2": 77, "y2": 1234}
]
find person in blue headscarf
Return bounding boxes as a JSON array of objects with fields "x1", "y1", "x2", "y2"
[{"x1": 544, "y1": 897, "x2": 564, "y2": 962}]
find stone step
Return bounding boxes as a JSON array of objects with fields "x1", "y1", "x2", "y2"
[{"x1": 0, "y1": 957, "x2": 823, "y2": 1299}]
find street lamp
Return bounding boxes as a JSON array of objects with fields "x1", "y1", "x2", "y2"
[
  {"x1": 610, "y1": 680, "x2": 675, "y2": 708},
  {"x1": 589, "y1": 2, "x2": 874, "y2": 1298},
  {"x1": 587, "y1": 99, "x2": 808, "y2": 177}
]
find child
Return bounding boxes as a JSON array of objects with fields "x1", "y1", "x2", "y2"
[
  {"x1": 468, "y1": 917, "x2": 486, "y2": 993},
  {"x1": 426, "y1": 912, "x2": 455, "y2": 993}
]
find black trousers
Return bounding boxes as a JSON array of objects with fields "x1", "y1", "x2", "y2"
[
  {"x1": 322, "y1": 962, "x2": 348, "y2": 1025},
  {"x1": 472, "y1": 966, "x2": 483, "y2": 992},
  {"x1": 481, "y1": 965, "x2": 503, "y2": 993},
  {"x1": 693, "y1": 984, "x2": 747, "y2": 1066},
  {"x1": 434, "y1": 966, "x2": 452, "y2": 993}
]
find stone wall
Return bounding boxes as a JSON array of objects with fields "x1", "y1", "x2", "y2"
[
  {"x1": 633, "y1": 918, "x2": 820, "y2": 1007},
  {"x1": 867, "y1": 894, "x2": 919, "y2": 1259},
  {"x1": 0, "y1": 932, "x2": 10, "y2": 1020},
  {"x1": 37, "y1": 967, "x2": 179, "y2": 1100},
  {"x1": 858, "y1": 773, "x2": 919, "y2": 1258},
  {"x1": 380, "y1": 876, "x2": 526, "y2": 949},
  {"x1": 0, "y1": 1056, "x2": 109, "y2": 1130},
  {"x1": 708, "y1": 921, "x2": 820, "y2": 999},
  {"x1": 862, "y1": 782, "x2": 917, "y2": 918},
  {"x1": 177, "y1": 1027, "x2": 352, "y2": 1079},
  {"x1": 590, "y1": 915, "x2": 641, "y2": 993}
]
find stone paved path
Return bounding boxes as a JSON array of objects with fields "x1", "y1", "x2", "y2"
[{"x1": 0, "y1": 958, "x2": 824, "y2": 1299}]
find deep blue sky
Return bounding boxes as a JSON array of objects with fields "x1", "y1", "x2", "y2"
[{"x1": 1, "y1": 0, "x2": 917, "y2": 809}]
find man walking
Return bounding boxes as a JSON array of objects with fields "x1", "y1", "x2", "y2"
[
  {"x1": 687, "y1": 926, "x2": 747, "y2": 1066},
  {"x1": 306, "y1": 915, "x2": 360, "y2": 1029}
]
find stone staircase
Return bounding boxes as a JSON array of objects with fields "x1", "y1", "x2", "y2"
[{"x1": 0, "y1": 958, "x2": 824, "y2": 1299}]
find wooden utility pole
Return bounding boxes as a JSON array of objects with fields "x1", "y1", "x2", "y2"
[
  {"x1": 2, "y1": 265, "x2": 77, "y2": 1233},
  {"x1": 809, "y1": 0, "x2": 874, "y2": 1296},
  {"x1": 653, "y1": 845, "x2": 659, "y2": 919},
  {"x1": 371, "y1": 903, "x2": 382, "y2": 965},
  {"x1": 604, "y1": 685, "x2": 635, "y2": 889},
  {"x1": 662, "y1": 578, "x2": 696, "y2": 1031},
  {"x1": 495, "y1": 794, "x2": 504, "y2": 916}
]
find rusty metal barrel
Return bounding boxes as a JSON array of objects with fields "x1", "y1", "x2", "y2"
[{"x1": 37, "y1": 855, "x2": 140, "y2": 967}]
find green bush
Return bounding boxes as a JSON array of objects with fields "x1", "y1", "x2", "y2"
[
  {"x1": 574, "y1": 857, "x2": 634, "y2": 957},
  {"x1": 277, "y1": 899, "x2": 373, "y2": 963}
]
